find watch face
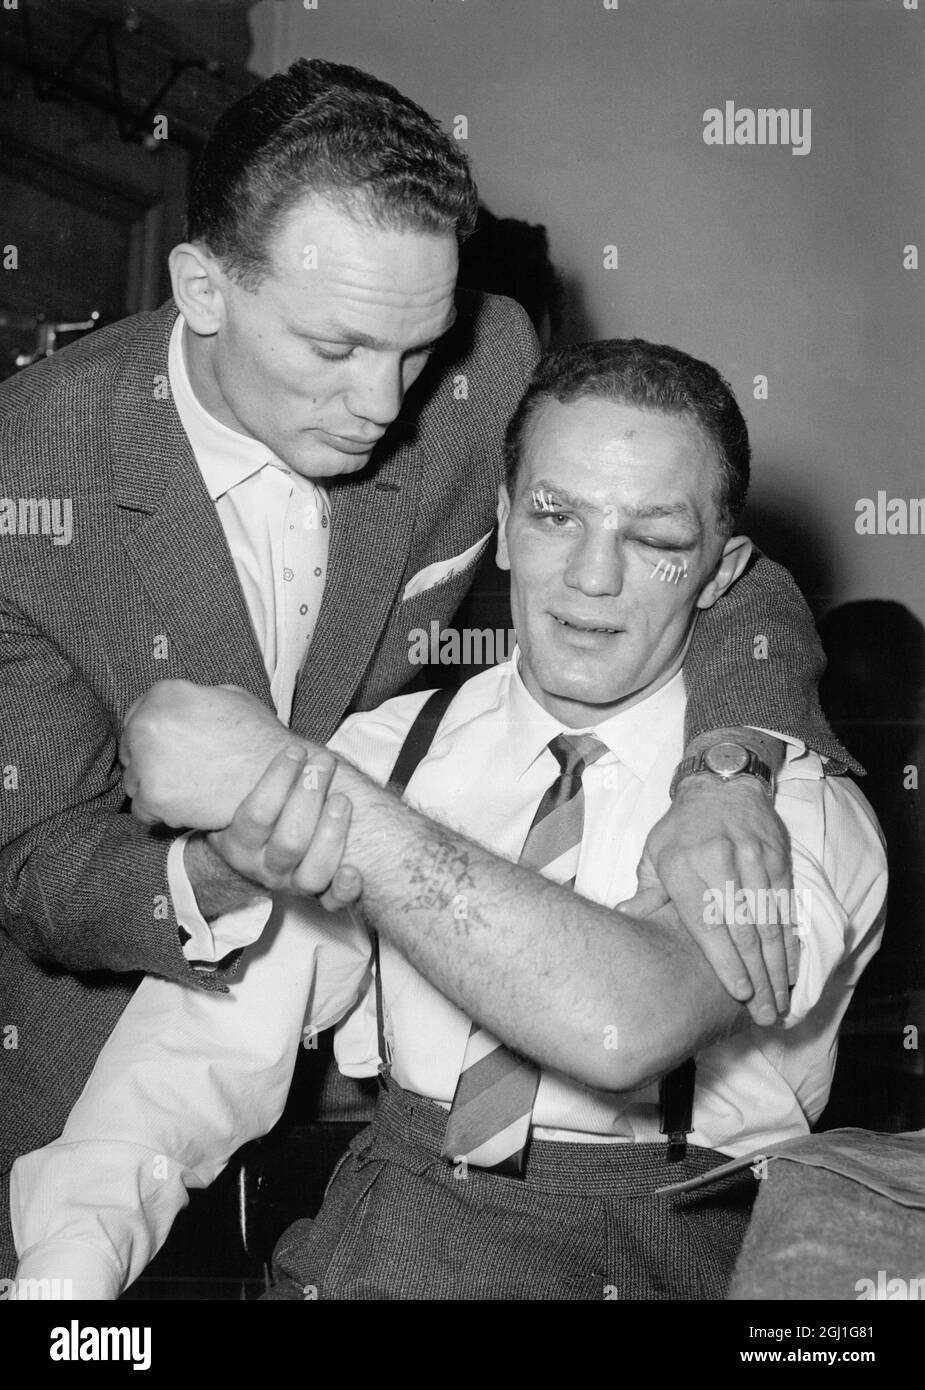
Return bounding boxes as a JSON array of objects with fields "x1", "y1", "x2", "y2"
[{"x1": 704, "y1": 741, "x2": 750, "y2": 777}]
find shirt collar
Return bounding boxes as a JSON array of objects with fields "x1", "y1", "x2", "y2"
[
  {"x1": 168, "y1": 314, "x2": 283, "y2": 500},
  {"x1": 504, "y1": 647, "x2": 687, "y2": 783}
]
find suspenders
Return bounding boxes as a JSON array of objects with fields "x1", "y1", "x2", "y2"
[
  {"x1": 372, "y1": 686, "x2": 457, "y2": 1081},
  {"x1": 378, "y1": 685, "x2": 696, "y2": 1162}
]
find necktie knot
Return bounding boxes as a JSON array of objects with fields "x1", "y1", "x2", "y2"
[{"x1": 547, "y1": 732, "x2": 608, "y2": 780}]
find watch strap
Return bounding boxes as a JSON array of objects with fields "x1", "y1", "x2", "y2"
[{"x1": 670, "y1": 746, "x2": 774, "y2": 800}]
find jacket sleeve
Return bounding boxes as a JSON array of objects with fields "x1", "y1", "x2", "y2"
[
  {"x1": 0, "y1": 599, "x2": 233, "y2": 985},
  {"x1": 683, "y1": 554, "x2": 862, "y2": 775}
]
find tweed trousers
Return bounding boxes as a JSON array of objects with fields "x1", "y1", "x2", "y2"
[{"x1": 265, "y1": 1078, "x2": 755, "y2": 1301}]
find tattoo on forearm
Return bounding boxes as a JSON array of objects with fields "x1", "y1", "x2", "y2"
[{"x1": 402, "y1": 834, "x2": 476, "y2": 924}]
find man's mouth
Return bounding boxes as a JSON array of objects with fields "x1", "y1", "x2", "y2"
[
  {"x1": 320, "y1": 431, "x2": 383, "y2": 455},
  {"x1": 553, "y1": 615, "x2": 622, "y2": 635}
]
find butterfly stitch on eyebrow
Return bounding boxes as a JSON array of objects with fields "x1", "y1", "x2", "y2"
[
  {"x1": 531, "y1": 488, "x2": 563, "y2": 512},
  {"x1": 650, "y1": 556, "x2": 689, "y2": 585}
]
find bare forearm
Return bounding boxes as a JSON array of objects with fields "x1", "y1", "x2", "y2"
[{"x1": 323, "y1": 757, "x2": 741, "y2": 1090}]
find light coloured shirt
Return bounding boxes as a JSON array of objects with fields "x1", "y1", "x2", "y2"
[
  {"x1": 12, "y1": 656, "x2": 887, "y2": 1298},
  {"x1": 166, "y1": 314, "x2": 331, "y2": 963}
]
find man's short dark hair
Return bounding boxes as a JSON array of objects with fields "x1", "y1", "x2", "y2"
[
  {"x1": 187, "y1": 58, "x2": 479, "y2": 288},
  {"x1": 503, "y1": 339, "x2": 750, "y2": 534}
]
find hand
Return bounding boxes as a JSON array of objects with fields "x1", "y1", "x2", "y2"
[
  {"x1": 121, "y1": 680, "x2": 313, "y2": 830},
  {"x1": 627, "y1": 774, "x2": 798, "y2": 1026},
  {"x1": 204, "y1": 743, "x2": 361, "y2": 904}
]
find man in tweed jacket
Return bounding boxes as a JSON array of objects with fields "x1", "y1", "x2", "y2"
[{"x1": 0, "y1": 59, "x2": 855, "y2": 1278}]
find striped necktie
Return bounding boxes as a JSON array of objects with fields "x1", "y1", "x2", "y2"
[{"x1": 440, "y1": 731, "x2": 609, "y2": 1177}]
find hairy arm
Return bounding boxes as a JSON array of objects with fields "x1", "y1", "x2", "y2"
[
  {"x1": 329, "y1": 760, "x2": 746, "y2": 1091},
  {"x1": 122, "y1": 680, "x2": 747, "y2": 1089}
]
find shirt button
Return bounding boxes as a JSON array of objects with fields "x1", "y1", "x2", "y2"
[
  {"x1": 314, "y1": 567, "x2": 322, "y2": 577},
  {"x1": 283, "y1": 567, "x2": 294, "y2": 582},
  {"x1": 300, "y1": 604, "x2": 308, "y2": 615}
]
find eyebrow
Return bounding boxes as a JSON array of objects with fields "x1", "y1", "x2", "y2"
[
  {"x1": 528, "y1": 483, "x2": 699, "y2": 527},
  {"x1": 309, "y1": 307, "x2": 458, "y2": 354}
]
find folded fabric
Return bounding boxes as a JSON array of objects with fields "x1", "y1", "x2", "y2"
[
  {"x1": 658, "y1": 1127, "x2": 925, "y2": 1207},
  {"x1": 659, "y1": 1129, "x2": 925, "y2": 1299},
  {"x1": 728, "y1": 1162, "x2": 925, "y2": 1300}
]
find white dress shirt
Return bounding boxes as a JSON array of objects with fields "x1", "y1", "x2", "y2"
[
  {"x1": 11, "y1": 657, "x2": 887, "y2": 1297},
  {"x1": 166, "y1": 314, "x2": 331, "y2": 962}
]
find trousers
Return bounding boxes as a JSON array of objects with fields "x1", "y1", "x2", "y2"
[{"x1": 265, "y1": 1078, "x2": 755, "y2": 1300}]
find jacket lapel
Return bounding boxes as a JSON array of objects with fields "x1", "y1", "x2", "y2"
[{"x1": 109, "y1": 303, "x2": 271, "y2": 704}]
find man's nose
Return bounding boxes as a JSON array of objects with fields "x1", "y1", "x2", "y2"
[
  {"x1": 564, "y1": 531, "x2": 625, "y2": 597},
  {"x1": 344, "y1": 357, "x2": 405, "y2": 428}
]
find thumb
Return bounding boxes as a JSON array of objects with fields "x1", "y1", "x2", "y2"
[
  {"x1": 632, "y1": 849, "x2": 664, "y2": 895},
  {"x1": 616, "y1": 885, "x2": 670, "y2": 920},
  {"x1": 617, "y1": 853, "x2": 670, "y2": 919}
]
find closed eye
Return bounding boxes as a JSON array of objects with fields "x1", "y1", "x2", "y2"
[
  {"x1": 310, "y1": 342, "x2": 355, "y2": 363},
  {"x1": 636, "y1": 536, "x2": 694, "y2": 551}
]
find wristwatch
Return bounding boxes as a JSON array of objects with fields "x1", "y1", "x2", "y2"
[{"x1": 670, "y1": 740, "x2": 774, "y2": 800}]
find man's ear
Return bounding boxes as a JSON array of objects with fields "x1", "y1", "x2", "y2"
[
  {"x1": 695, "y1": 535, "x2": 753, "y2": 610},
  {"x1": 168, "y1": 243, "x2": 227, "y2": 337},
  {"x1": 496, "y1": 484, "x2": 512, "y2": 571}
]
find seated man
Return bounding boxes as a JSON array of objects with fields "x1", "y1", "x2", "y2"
[{"x1": 11, "y1": 340, "x2": 887, "y2": 1300}]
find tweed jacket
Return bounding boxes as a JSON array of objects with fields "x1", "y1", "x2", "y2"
[{"x1": 0, "y1": 292, "x2": 535, "y2": 1177}]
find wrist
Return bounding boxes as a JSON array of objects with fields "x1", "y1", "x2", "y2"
[
  {"x1": 683, "y1": 726, "x2": 785, "y2": 771},
  {"x1": 671, "y1": 734, "x2": 777, "y2": 801},
  {"x1": 186, "y1": 831, "x2": 267, "y2": 921},
  {"x1": 673, "y1": 769, "x2": 773, "y2": 800}
]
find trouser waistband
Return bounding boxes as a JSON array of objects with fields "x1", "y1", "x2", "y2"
[{"x1": 361, "y1": 1076, "x2": 731, "y2": 1198}]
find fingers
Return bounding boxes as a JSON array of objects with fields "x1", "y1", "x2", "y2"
[
  {"x1": 687, "y1": 888, "x2": 758, "y2": 1007},
  {"x1": 289, "y1": 791, "x2": 353, "y2": 896},
  {"x1": 318, "y1": 864, "x2": 363, "y2": 912},
  {"x1": 667, "y1": 863, "x2": 757, "y2": 1003},
  {"x1": 228, "y1": 744, "x2": 316, "y2": 855},
  {"x1": 783, "y1": 923, "x2": 801, "y2": 989},
  {"x1": 726, "y1": 904, "x2": 777, "y2": 1027},
  {"x1": 260, "y1": 753, "x2": 337, "y2": 876},
  {"x1": 766, "y1": 843, "x2": 799, "y2": 991},
  {"x1": 644, "y1": 776, "x2": 798, "y2": 1024},
  {"x1": 735, "y1": 839, "x2": 794, "y2": 1021}
]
